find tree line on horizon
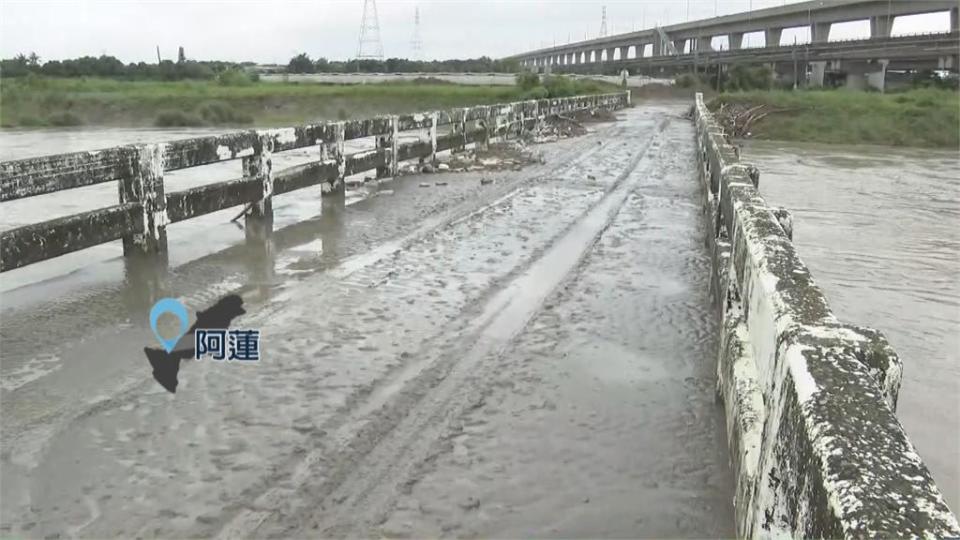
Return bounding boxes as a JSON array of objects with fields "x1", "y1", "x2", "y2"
[
  {"x1": 0, "y1": 52, "x2": 253, "y2": 80},
  {"x1": 286, "y1": 53, "x2": 520, "y2": 74},
  {"x1": 0, "y1": 51, "x2": 522, "y2": 81}
]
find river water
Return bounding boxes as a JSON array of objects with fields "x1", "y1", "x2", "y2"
[{"x1": 742, "y1": 140, "x2": 960, "y2": 513}]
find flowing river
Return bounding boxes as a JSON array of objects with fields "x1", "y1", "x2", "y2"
[{"x1": 742, "y1": 139, "x2": 960, "y2": 513}]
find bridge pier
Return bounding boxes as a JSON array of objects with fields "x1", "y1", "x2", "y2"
[
  {"x1": 765, "y1": 27, "x2": 782, "y2": 47},
  {"x1": 808, "y1": 61, "x2": 827, "y2": 87},
  {"x1": 870, "y1": 15, "x2": 892, "y2": 39},
  {"x1": 811, "y1": 22, "x2": 832, "y2": 43},
  {"x1": 729, "y1": 32, "x2": 743, "y2": 50}
]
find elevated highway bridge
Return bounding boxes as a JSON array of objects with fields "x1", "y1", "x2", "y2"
[{"x1": 508, "y1": 0, "x2": 959, "y2": 89}]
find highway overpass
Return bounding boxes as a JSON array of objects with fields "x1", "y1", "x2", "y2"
[{"x1": 508, "y1": 0, "x2": 959, "y2": 89}]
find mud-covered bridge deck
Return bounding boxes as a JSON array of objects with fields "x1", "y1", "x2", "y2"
[
  {"x1": 1, "y1": 101, "x2": 740, "y2": 537},
  {"x1": 1, "y1": 97, "x2": 957, "y2": 538}
]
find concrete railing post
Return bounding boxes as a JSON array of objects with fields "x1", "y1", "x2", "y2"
[
  {"x1": 324, "y1": 121, "x2": 346, "y2": 197},
  {"x1": 429, "y1": 112, "x2": 438, "y2": 165},
  {"x1": 119, "y1": 143, "x2": 168, "y2": 256},
  {"x1": 242, "y1": 135, "x2": 273, "y2": 218}
]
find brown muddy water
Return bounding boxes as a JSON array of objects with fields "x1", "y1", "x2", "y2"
[{"x1": 742, "y1": 140, "x2": 960, "y2": 513}]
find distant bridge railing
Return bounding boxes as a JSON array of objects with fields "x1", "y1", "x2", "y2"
[{"x1": 0, "y1": 91, "x2": 631, "y2": 273}]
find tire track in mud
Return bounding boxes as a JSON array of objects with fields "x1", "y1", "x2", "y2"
[
  {"x1": 0, "y1": 121, "x2": 625, "y2": 540},
  {"x1": 222, "y1": 114, "x2": 672, "y2": 538}
]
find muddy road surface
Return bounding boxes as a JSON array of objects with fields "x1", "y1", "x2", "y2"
[{"x1": 0, "y1": 103, "x2": 734, "y2": 538}]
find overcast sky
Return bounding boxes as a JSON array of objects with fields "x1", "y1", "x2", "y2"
[{"x1": 0, "y1": 0, "x2": 951, "y2": 64}]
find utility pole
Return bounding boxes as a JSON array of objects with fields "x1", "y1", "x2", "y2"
[{"x1": 155, "y1": 45, "x2": 161, "y2": 64}]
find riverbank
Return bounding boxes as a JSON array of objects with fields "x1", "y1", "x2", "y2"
[
  {"x1": 709, "y1": 89, "x2": 959, "y2": 148},
  {"x1": 0, "y1": 76, "x2": 616, "y2": 129}
]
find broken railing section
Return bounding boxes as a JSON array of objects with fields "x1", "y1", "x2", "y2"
[
  {"x1": 693, "y1": 92, "x2": 959, "y2": 538},
  {"x1": 0, "y1": 92, "x2": 630, "y2": 272}
]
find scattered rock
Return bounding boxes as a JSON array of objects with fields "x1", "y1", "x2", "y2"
[
  {"x1": 421, "y1": 164, "x2": 435, "y2": 173},
  {"x1": 437, "y1": 163, "x2": 450, "y2": 171},
  {"x1": 435, "y1": 181, "x2": 448, "y2": 186},
  {"x1": 480, "y1": 178, "x2": 494, "y2": 185},
  {"x1": 418, "y1": 182, "x2": 431, "y2": 188},
  {"x1": 587, "y1": 174, "x2": 596, "y2": 180},
  {"x1": 459, "y1": 497, "x2": 481, "y2": 511}
]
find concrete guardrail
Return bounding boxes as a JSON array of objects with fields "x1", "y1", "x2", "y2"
[
  {"x1": 0, "y1": 91, "x2": 630, "y2": 273},
  {"x1": 693, "y1": 91, "x2": 959, "y2": 538}
]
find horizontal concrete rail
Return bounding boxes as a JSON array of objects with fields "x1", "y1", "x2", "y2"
[
  {"x1": 692, "y1": 92, "x2": 959, "y2": 538},
  {"x1": 0, "y1": 91, "x2": 630, "y2": 273}
]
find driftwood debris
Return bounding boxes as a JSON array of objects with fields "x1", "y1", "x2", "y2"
[{"x1": 716, "y1": 102, "x2": 799, "y2": 138}]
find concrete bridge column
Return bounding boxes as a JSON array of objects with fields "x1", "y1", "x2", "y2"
[
  {"x1": 870, "y1": 15, "x2": 892, "y2": 38},
  {"x1": 952, "y1": 6, "x2": 958, "y2": 32},
  {"x1": 653, "y1": 39, "x2": 662, "y2": 56},
  {"x1": 765, "y1": 27, "x2": 782, "y2": 47},
  {"x1": 619, "y1": 45, "x2": 629, "y2": 60},
  {"x1": 607, "y1": 48, "x2": 617, "y2": 62},
  {"x1": 867, "y1": 59, "x2": 889, "y2": 92},
  {"x1": 809, "y1": 60, "x2": 827, "y2": 87},
  {"x1": 595, "y1": 49, "x2": 603, "y2": 62},
  {"x1": 729, "y1": 32, "x2": 744, "y2": 50},
  {"x1": 673, "y1": 39, "x2": 686, "y2": 53},
  {"x1": 697, "y1": 36, "x2": 713, "y2": 52},
  {"x1": 811, "y1": 22, "x2": 831, "y2": 43}
]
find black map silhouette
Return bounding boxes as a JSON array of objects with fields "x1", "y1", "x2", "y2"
[{"x1": 144, "y1": 294, "x2": 246, "y2": 393}]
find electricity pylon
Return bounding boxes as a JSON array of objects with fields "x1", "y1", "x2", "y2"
[
  {"x1": 599, "y1": 6, "x2": 608, "y2": 37},
  {"x1": 411, "y1": 6, "x2": 423, "y2": 60},
  {"x1": 356, "y1": 0, "x2": 384, "y2": 64}
]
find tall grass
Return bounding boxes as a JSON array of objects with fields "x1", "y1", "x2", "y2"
[
  {"x1": 710, "y1": 89, "x2": 959, "y2": 148},
  {"x1": 0, "y1": 76, "x2": 615, "y2": 128}
]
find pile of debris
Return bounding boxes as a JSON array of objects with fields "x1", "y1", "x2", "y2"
[
  {"x1": 713, "y1": 101, "x2": 797, "y2": 139},
  {"x1": 399, "y1": 141, "x2": 541, "y2": 176}
]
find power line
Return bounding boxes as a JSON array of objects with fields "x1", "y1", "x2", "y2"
[{"x1": 356, "y1": 0, "x2": 384, "y2": 63}]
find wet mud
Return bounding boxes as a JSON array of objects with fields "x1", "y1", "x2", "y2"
[{"x1": 0, "y1": 103, "x2": 733, "y2": 538}]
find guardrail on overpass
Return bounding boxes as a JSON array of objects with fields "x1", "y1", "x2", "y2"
[
  {"x1": 510, "y1": 0, "x2": 958, "y2": 68},
  {"x1": 693, "y1": 91, "x2": 959, "y2": 537},
  {"x1": 0, "y1": 92, "x2": 630, "y2": 273},
  {"x1": 551, "y1": 31, "x2": 960, "y2": 75}
]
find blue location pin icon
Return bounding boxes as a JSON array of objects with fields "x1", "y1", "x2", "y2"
[{"x1": 149, "y1": 298, "x2": 190, "y2": 353}]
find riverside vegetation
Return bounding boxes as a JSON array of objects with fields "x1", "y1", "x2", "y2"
[
  {"x1": 709, "y1": 88, "x2": 959, "y2": 148},
  {"x1": 673, "y1": 64, "x2": 959, "y2": 148},
  {"x1": 0, "y1": 72, "x2": 614, "y2": 129}
]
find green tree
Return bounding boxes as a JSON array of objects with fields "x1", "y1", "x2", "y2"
[{"x1": 288, "y1": 53, "x2": 315, "y2": 73}]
